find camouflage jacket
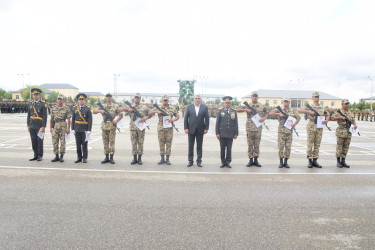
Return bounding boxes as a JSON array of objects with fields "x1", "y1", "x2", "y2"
[
  {"x1": 98, "y1": 103, "x2": 121, "y2": 130},
  {"x1": 241, "y1": 102, "x2": 269, "y2": 131},
  {"x1": 153, "y1": 105, "x2": 178, "y2": 130},
  {"x1": 332, "y1": 109, "x2": 354, "y2": 137},
  {"x1": 128, "y1": 103, "x2": 150, "y2": 130},
  {"x1": 273, "y1": 107, "x2": 300, "y2": 134},
  {"x1": 304, "y1": 104, "x2": 328, "y2": 124},
  {"x1": 51, "y1": 105, "x2": 71, "y2": 128}
]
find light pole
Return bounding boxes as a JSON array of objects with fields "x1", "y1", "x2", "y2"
[
  {"x1": 297, "y1": 78, "x2": 303, "y2": 108},
  {"x1": 18, "y1": 74, "x2": 24, "y2": 101},
  {"x1": 369, "y1": 76, "x2": 373, "y2": 111},
  {"x1": 113, "y1": 74, "x2": 120, "y2": 101}
]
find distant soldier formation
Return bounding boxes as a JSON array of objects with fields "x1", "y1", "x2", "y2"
[{"x1": 5, "y1": 89, "x2": 365, "y2": 168}]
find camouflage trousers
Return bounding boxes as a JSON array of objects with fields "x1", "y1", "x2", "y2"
[
  {"x1": 306, "y1": 123, "x2": 323, "y2": 159},
  {"x1": 131, "y1": 129, "x2": 145, "y2": 155},
  {"x1": 336, "y1": 136, "x2": 351, "y2": 158},
  {"x1": 102, "y1": 128, "x2": 116, "y2": 154},
  {"x1": 52, "y1": 123, "x2": 67, "y2": 154},
  {"x1": 247, "y1": 130, "x2": 262, "y2": 158},
  {"x1": 278, "y1": 132, "x2": 293, "y2": 158},
  {"x1": 158, "y1": 128, "x2": 173, "y2": 155}
]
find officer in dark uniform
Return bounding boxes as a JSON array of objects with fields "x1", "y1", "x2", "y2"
[
  {"x1": 216, "y1": 96, "x2": 238, "y2": 168},
  {"x1": 27, "y1": 88, "x2": 48, "y2": 161},
  {"x1": 72, "y1": 93, "x2": 92, "y2": 163}
]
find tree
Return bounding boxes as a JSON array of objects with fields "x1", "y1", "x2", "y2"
[
  {"x1": 0, "y1": 88, "x2": 12, "y2": 100},
  {"x1": 20, "y1": 85, "x2": 46, "y2": 101},
  {"x1": 47, "y1": 91, "x2": 59, "y2": 102}
]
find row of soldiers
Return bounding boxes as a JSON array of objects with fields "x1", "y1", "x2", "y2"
[
  {"x1": 26, "y1": 88, "x2": 359, "y2": 169},
  {"x1": 0, "y1": 101, "x2": 29, "y2": 113}
]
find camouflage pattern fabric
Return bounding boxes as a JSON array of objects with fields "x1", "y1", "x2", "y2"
[
  {"x1": 241, "y1": 103, "x2": 270, "y2": 132},
  {"x1": 304, "y1": 104, "x2": 328, "y2": 159},
  {"x1": 99, "y1": 103, "x2": 121, "y2": 154},
  {"x1": 131, "y1": 129, "x2": 145, "y2": 155},
  {"x1": 247, "y1": 131, "x2": 261, "y2": 158},
  {"x1": 51, "y1": 105, "x2": 71, "y2": 154},
  {"x1": 153, "y1": 105, "x2": 178, "y2": 155},
  {"x1": 273, "y1": 107, "x2": 300, "y2": 158},
  {"x1": 128, "y1": 103, "x2": 150, "y2": 131},
  {"x1": 332, "y1": 109, "x2": 354, "y2": 158}
]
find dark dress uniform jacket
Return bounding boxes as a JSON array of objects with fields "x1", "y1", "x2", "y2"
[
  {"x1": 27, "y1": 101, "x2": 48, "y2": 129},
  {"x1": 184, "y1": 104, "x2": 210, "y2": 134},
  {"x1": 216, "y1": 108, "x2": 238, "y2": 138},
  {"x1": 72, "y1": 105, "x2": 92, "y2": 132}
]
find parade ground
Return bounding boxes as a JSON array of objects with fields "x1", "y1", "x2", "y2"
[{"x1": 1, "y1": 112, "x2": 375, "y2": 248}]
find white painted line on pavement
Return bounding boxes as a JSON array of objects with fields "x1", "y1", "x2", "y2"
[{"x1": 0, "y1": 165, "x2": 374, "y2": 175}]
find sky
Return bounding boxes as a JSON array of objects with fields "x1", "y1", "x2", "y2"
[{"x1": 1, "y1": 0, "x2": 375, "y2": 102}]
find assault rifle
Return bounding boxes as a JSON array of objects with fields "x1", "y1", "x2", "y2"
[
  {"x1": 276, "y1": 106, "x2": 299, "y2": 137},
  {"x1": 243, "y1": 101, "x2": 269, "y2": 130},
  {"x1": 125, "y1": 101, "x2": 150, "y2": 130},
  {"x1": 97, "y1": 100, "x2": 120, "y2": 132},
  {"x1": 153, "y1": 103, "x2": 179, "y2": 132},
  {"x1": 337, "y1": 109, "x2": 360, "y2": 136},
  {"x1": 305, "y1": 103, "x2": 331, "y2": 131}
]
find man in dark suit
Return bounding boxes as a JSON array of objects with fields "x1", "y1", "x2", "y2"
[
  {"x1": 184, "y1": 95, "x2": 210, "y2": 167},
  {"x1": 27, "y1": 88, "x2": 48, "y2": 161},
  {"x1": 216, "y1": 96, "x2": 238, "y2": 168}
]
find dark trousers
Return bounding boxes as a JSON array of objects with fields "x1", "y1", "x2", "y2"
[
  {"x1": 220, "y1": 138, "x2": 233, "y2": 163},
  {"x1": 188, "y1": 130, "x2": 204, "y2": 163},
  {"x1": 75, "y1": 132, "x2": 88, "y2": 159},
  {"x1": 29, "y1": 128, "x2": 44, "y2": 156}
]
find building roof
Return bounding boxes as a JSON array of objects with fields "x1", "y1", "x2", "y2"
[
  {"x1": 12, "y1": 89, "x2": 51, "y2": 94},
  {"x1": 40, "y1": 83, "x2": 78, "y2": 89},
  {"x1": 363, "y1": 96, "x2": 375, "y2": 100},
  {"x1": 85, "y1": 92, "x2": 105, "y2": 96},
  {"x1": 242, "y1": 89, "x2": 340, "y2": 100}
]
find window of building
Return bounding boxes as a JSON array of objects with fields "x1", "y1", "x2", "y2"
[
  {"x1": 281, "y1": 100, "x2": 283, "y2": 104},
  {"x1": 150, "y1": 99, "x2": 153, "y2": 104},
  {"x1": 16, "y1": 95, "x2": 19, "y2": 100},
  {"x1": 266, "y1": 100, "x2": 269, "y2": 105},
  {"x1": 273, "y1": 100, "x2": 277, "y2": 105},
  {"x1": 331, "y1": 101, "x2": 335, "y2": 107},
  {"x1": 305, "y1": 101, "x2": 309, "y2": 105},
  {"x1": 320, "y1": 101, "x2": 324, "y2": 106}
]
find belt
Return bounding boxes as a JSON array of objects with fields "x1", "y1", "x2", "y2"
[
  {"x1": 54, "y1": 120, "x2": 66, "y2": 123},
  {"x1": 75, "y1": 121, "x2": 88, "y2": 124},
  {"x1": 30, "y1": 116, "x2": 42, "y2": 120}
]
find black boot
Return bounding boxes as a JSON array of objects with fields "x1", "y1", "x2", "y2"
[
  {"x1": 254, "y1": 157, "x2": 261, "y2": 167},
  {"x1": 341, "y1": 158, "x2": 350, "y2": 168},
  {"x1": 59, "y1": 154, "x2": 64, "y2": 162},
  {"x1": 312, "y1": 158, "x2": 322, "y2": 168},
  {"x1": 138, "y1": 155, "x2": 143, "y2": 165},
  {"x1": 307, "y1": 159, "x2": 313, "y2": 168},
  {"x1": 284, "y1": 158, "x2": 290, "y2": 168},
  {"x1": 246, "y1": 158, "x2": 254, "y2": 167},
  {"x1": 279, "y1": 158, "x2": 284, "y2": 168},
  {"x1": 101, "y1": 154, "x2": 110, "y2": 164},
  {"x1": 75, "y1": 158, "x2": 82, "y2": 163},
  {"x1": 165, "y1": 155, "x2": 171, "y2": 165},
  {"x1": 37, "y1": 155, "x2": 43, "y2": 161},
  {"x1": 158, "y1": 155, "x2": 165, "y2": 165},
  {"x1": 336, "y1": 157, "x2": 343, "y2": 168},
  {"x1": 110, "y1": 154, "x2": 115, "y2": 164},
  {"x1": 131, "y1": 155, "x2": 138, "y2": 165},
  {"x1": 51, "y1": 154, "x2": 60, "y2": 162},
  {"x1": 29, "y1": 154, "x2": 38, "y2": 161}
]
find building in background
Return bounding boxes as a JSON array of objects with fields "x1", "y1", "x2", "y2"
[{"x1": 241, "y1": 89, "x2": 341, "y2": 109}]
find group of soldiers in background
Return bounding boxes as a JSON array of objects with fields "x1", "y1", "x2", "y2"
[
  {"x1": 23, "y1": 88, "x2": 362, "y2": 168},
  {"x1": 0, "y1": 101, "x2": 28, "y2": 113}
]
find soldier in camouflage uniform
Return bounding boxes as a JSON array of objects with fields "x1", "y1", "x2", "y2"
[
  {"x1": 331, "y1": 99, "x2": 357, "y2": 168},
  {"x1": 237, "y1": 91, "x2": 269, "y2": 167},
  {"x1": 50, "y1": 94, "x2": 71, "y2": 162},
  {"x1": 298, "y1": 91, "x2": 330, "y2": 168},
  {"x1": 119, "y1": 93, "x2": 151, "y2": 165},
  {"x1": 269, "y1": 98, "x2": 300, "y2": 168},
  {"x1": 148, "y1": 95, "x2": 179, "y2": 165},
  {"x1": 93, "y1": 93, "x2": 123, "y2": 164}
]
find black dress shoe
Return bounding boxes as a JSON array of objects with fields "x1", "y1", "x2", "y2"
[
  {"x1": 83, "y1": 158, "x2": 87, "y2": 163},
  {"x1": 220, "y1": 163, "x2": 225, "y2": 168},
  {"x1": 37, "y1": 155, "x2": 43, "y2": 161},
  {"x1": 75, "y1": 158, "x2": 82, "y2": 163},
  {"x1": 187, "y1": 162, "x2": 193, "y2": 167},
  {"x1": 226, "y1": 163, "x2": 232, "y2": 168},
  {"x1": 29, "y1": 156, "x2": 38, "y2": 161},
  {"x1": 197, "y1": 162, "x2": 203, "y2": 167}
]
